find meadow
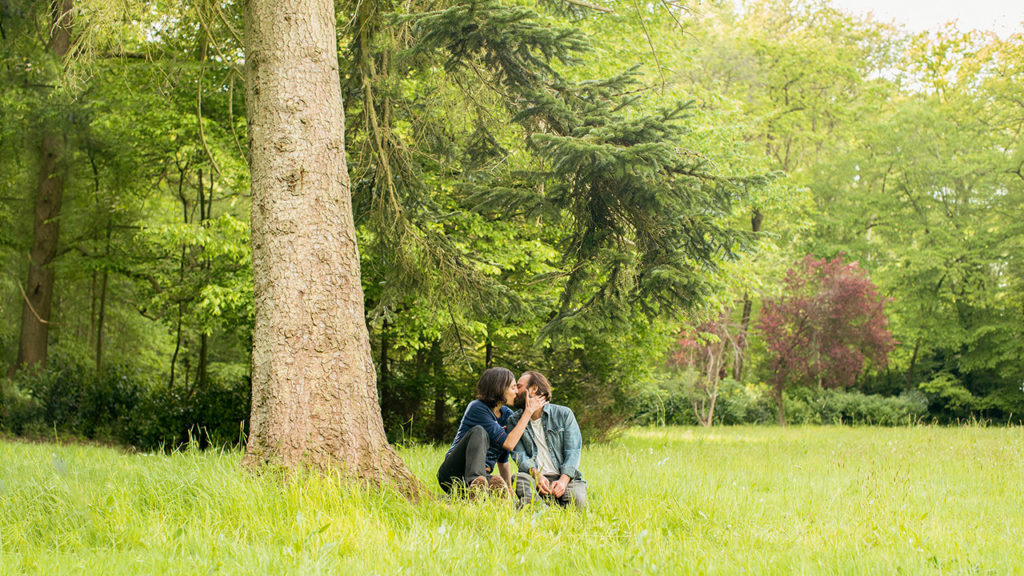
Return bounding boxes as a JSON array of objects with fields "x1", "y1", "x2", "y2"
[{"x1": 1, "y1": 426, "x2": 1021, "y2": 575}]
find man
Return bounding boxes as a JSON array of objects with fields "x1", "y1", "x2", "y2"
[{"x1": 507, "y1": 371, "x2": 587, "y2": 510}]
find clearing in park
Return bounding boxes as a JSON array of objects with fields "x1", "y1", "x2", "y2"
[{"x1": 1, "y1": 425, "x2": 1021, "y2": 574}]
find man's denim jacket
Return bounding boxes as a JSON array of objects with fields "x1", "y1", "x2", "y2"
[{"x1": 507, "y1": 403, "x2": 584, "y2": 481}]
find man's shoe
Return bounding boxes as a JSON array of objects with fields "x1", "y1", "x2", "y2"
[{"x1": 488, "y1": 475, "x2": 511, "y2": 498}]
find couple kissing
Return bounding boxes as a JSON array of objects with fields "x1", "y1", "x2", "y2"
[{"x1": 436, "y1": 367, "x2": 587, "y2": 510}]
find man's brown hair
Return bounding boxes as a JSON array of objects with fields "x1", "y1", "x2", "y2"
[{"x1": 520, "y1": 370, "x2": 552, "y2": 400}]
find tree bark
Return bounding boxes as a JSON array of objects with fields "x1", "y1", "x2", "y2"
[
  {"x1": 905, "y1": 338, "x2": 920, "y2": 393},
  {"x1": 428, "y1": 339, "x2": 447, "y2": 443},
  {"x1": 379, "y1": 318, "x2": 389, "y2": 385},
  {"x1": 241, "y1": 0, "x2": 421, "y2": 497},
  {"x1": 169, "y1": 303, "x2": 183, "y2": 388},
  {"x1": 774, "y1": 381, "x2": 786, "y2": 426},
  {"x1": 197, "y1": 333, "x2": 209, "y2": 390},
  {"x1": 733, "y1": 208, "x2": 763, "y2": 381},
  {"x1": 12, "y1": 0, "x2": 73, "y2": 375},
  {"x1": 196, "y1": 169, "x2": 209, "y2": 390},
  {"x1": 95, "y1": 224, "x2": 111, "y2": 375}
]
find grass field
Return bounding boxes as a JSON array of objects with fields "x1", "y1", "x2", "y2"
[{"x1": 1, "y1": 426, "x2": 1022, "y2": 575}]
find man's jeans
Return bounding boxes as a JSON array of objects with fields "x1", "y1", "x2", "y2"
[{"x1": 514, "y1": 472, "x2": 587, "y2": 510}]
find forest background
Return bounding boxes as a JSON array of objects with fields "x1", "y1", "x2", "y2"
[{"x1": 2, "y1": 0, "x2": 1022, "y2": 450}]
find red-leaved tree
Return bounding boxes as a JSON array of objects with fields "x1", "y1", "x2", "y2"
[{"x1": 757, "y1": 255, "x2": 895, "y2": 425}]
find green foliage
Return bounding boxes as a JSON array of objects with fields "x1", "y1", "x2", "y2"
[
  {"x1": 340, "y1": 0, "x2": 766, "y2": 443},
  {"x1": 0, "y1": 355, "x2": 250, "y2": 451},
  {"x1": 3, "y1": 0, "x2": 1024, "y2": 449},
  {"x1": 528, "y1": 77, "x2": 758, "y2": 327},
  {"x1": 124, "y1": 375, "x2": 250, "y2": 450},
  {"x1": 2, "y1": 0, "x2": 251, "y2": 416},
  {"x1": 799, "y1": 26, "x2": 1024, "y2": 416},
  {"x1": 916, "y1": 372, "x2": 1024, "y2": 424},
  {"x1": 407, "y1": 0, "x2": 588, "y2": 87},
  {"x1": 803, "y1": 387, "x2": 930, "y2": 426},
  {"x1": 631, "y1": 374, "x2": 777, "y2": 426},
  {"x1": 918, "y1": 373, "x2": 979, "y2": 417},
  {"x1": 631, "y1": 375, "x2": 930, "y2": 427}
]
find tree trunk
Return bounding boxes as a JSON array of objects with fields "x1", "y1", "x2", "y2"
[
  {"x1": 905, "y1": 338, "x2": 920, "y2": 393},
  {"x1": 428, "y1": 339, "x2": 447, "y2": 443},
  {"x1": 169, "y1": 304, "x2": 183, "y2": 388},
  {"x1": 95, "y1": 225, "x2": 110, "y2": 375},
  {"x1": 197, "y1": 333, "x2": 208, "y2": 390},
  {"x1": 12, "y1": 0, "x2": 74, "y2": 375},
  {"x1": 733, "y1": 208, "x2": 763, "y2": 381},
  {"x1": 241, "y1": 0, "x2": 420, "y2": 497},
  {"x1": 196, "y1": 168, "x2": 209, "y2": 391},
  {"x1": 379, "y1": 318, "x2": 389, "y2": 385},
  {"x1": 774, "y1": 382, "x2": 786, "y2": 426},
  {"x1": 16, "y1": 132, "x2": 64, "y2": 372}
]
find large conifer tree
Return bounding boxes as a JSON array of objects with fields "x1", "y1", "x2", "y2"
[{"x1": 241, "y1": 0, "x2": 420, "y2": 495}]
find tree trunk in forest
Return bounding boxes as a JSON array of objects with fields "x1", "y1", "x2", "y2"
[
  {"x1": 169, "y1": 304, "x2": 183, "y2": 388},
  {"x1": 12, "y1": 0, "x2": 73, "y2": 376},
  {"x1": 428, "y1": 339, "x2": 447, "y2": 443},
  {"x1": 733, "y1": 208, "x2": 763, "y2": 381},
  {"x1": 379, "y1": 318, "x2": 389, "y2": 385},
  {"x1": 196, "y1": 169, "x2": 209, "y2": 390},
  {"x1": 241, "y1": 0, "x2": 421, "y2": 497},
  {"x1": 773, "y1": 381, "x2": 786, "y2": 426},
  {"x1": 905, "y1": 338, "x2": 920, "y2": 393},
  {"x1": 197, "y1": 333, "x2": 208, "y2": 390},
  {"x1": 95, "y1": 225, "x2": 110, "y2": 375}
]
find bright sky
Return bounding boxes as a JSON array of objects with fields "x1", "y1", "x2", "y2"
[{"x1": 828, "y1": 0, "x2": 1024, "y2": 37}]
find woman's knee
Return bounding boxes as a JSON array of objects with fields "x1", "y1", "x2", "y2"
[{"x1": 465, "y1": 425, "x2": 489, "y2": 448}]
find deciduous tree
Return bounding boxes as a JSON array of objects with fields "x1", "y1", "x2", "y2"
[
  {"x1": 670, "y1": 315, "x2": 739, "y2": 426},
  {"x1": 758, "y1": 255, "x2": 894, "y2": 424},
  {"x1": 11, "y1": 0, "x2": 74, "y2": 375}
]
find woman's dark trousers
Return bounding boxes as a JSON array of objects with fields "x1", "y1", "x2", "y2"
[{"x1": 437, "y1": 425, "x2": 489, "y2": 494}]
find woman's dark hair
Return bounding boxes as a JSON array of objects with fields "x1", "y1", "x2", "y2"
[
  {"x1": 476, "y1": 367, "x2": 515, "y2": 408},
  {"x1": 520, "y1": 371, "x2": 552, "y2": 400}
]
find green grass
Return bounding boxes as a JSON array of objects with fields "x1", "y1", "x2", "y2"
[{"x1": 1, "y1": 426, "x2": 1022, "y2": 575}]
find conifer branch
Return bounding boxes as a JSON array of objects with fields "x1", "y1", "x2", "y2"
[{"x1": 562, "y1": 0, "x2": 614, "y2": 13}]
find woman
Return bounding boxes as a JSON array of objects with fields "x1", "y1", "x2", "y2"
[{"x1": 437, "y1": 366, "x2": 546, "y2": 497}]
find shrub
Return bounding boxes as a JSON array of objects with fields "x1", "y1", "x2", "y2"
[
  {"x1": 120, "y1": 376, "x2": 251, "y2": 451},
  {"x1": 1, "y1": 357, "x2": 250, "y2": 451},
  {"x1": 0, "y1": 376, "x2": 38, "y2": 435},
  {"x1": 630, "y1": 378, "x2": 929, "y2": 427},
  {"x1": 713, "y1": 379, "x2": 776, "y2": 425},
  {"x1": 16, "y1": 360, "x2": 88, "y2": 434},
  {"x1": 630, "y1": 375, "x2": 776, "y2": 426},
  {"x1": 815, "y1": 388, "x2": 929, "y2": 425}
]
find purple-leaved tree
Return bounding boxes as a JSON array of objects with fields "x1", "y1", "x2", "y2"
[{"x1": 758, "y1": 255, "x2": 894, "y2": 425}]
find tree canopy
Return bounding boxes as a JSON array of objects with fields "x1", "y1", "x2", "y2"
[{"x1": 1, "y1": 0, "x2": 1022, "y2": 445}]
